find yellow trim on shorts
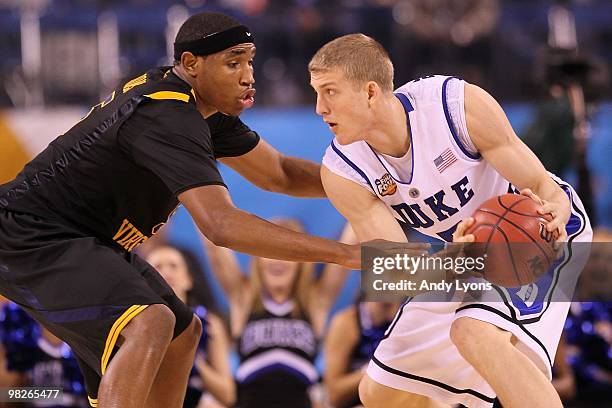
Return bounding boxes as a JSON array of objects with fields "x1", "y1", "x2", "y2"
[
  {"x1": 88, "y1": 396, "x2": 98, "y2": 407},
  {"x1": 101, "y1": 305, "x2": 149, "y2": 375},
  {"x1": 144, "y1": 91, "x2": 190, "y2": 102}
]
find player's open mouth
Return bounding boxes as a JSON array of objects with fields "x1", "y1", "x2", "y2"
[{"x1": 240, "y1": 89, "x2": 256, "y2": 108}]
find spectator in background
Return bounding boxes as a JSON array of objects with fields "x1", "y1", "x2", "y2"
[
  {"x1": 202, "y1": 219, "x2": 352, "y2": 408},
  {"x1": 564, "y1": 302, "x2": 612, "y2": 407},
  {"x1": 146, "y1": 245, "x2": 235, "y2": 408},
  {"x1": 552, "y1": 334, "x2": 577, "y2": 403},
  {"x1": 392, "y1": 0, "x2": 500, "y2": 86},
  {"x1": 0, "y1": 303, "x2": 88, "y2": 407},
  {"x1": 522, "y1": 83, "x2": 576, "y2": 178},
  {"x1": 324, "y1": 301, "x2": 400, "y2": 408}
]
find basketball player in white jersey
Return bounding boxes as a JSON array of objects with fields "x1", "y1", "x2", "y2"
[{"x1": 309, "y1": 34, "x2": 592, "y2": 408}]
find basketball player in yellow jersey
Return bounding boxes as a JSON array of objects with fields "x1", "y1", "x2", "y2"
[{"x1": 309, "y1": 34, "x2": 592, "y2": 408}]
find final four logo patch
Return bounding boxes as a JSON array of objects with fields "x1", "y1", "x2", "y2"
[{"x1": 375, "y1": 173, "x2": 397, "y2": 196}]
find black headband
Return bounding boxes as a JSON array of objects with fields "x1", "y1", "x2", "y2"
[{"x1": 174, "y1": 25, "x2": 254, "y2": 61}]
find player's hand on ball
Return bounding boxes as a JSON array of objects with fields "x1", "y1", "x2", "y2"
[
  {"x1": 452, "y1": 218, "x2": 475, "y2": 243},
  {"x1": 450, "y1": 218, "x2": 486, "y2": 279},
  {"x1": 520, "y1": 188, "x2": 569, "y2": 243}
]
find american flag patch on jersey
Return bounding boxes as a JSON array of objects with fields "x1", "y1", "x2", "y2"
[{"x1": 433, "y1": 148, "x2": 457, "y2": 173}]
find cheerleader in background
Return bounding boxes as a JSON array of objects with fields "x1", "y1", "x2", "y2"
[
  {"x1": 202, "y1": 219, "x2": 353, "y2": 408},
  {"x1": 0, "y1": 302, "x2": 87, "y2": 407},
  {"x1": 146, "y1": 245, "x2": 234, "y2": 408}
]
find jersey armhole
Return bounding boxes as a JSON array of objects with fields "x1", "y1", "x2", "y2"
[
  {"x1": 442, "y1": 77, "x2": 481, "y2": 161},
  {"x1": 323, "y1": 142, "x2": 376, "y2": 194}
]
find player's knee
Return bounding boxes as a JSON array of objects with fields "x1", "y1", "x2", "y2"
[
  {"x1": 450, "y1": 317, "x2": 511, "y2": 357},
  {"x1": 182, "y1": 315, "x2": 202, "y2": 351},
  {"x1": 125, "y1": 304, "x2": 176, "y2": 346},
  {"x1": 449, "y1": 317, "x2": 474, "y2": 352}
]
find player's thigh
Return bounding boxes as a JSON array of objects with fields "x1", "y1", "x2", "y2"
[{"x1": 359, "y1": 374, "x2": 449, "y2": 408}]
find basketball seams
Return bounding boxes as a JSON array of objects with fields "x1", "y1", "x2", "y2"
[
  {"x1": 481, "y1": 196, "x2": 555, "y2": 264},
  {"x1": 470, "y1": 194, "x2": 556, "y2": 288},
  {"x1": 497, "y1": 216, "x2": 554, "y2": 266},
  {"x1": 495, "y1": 226, "x2": 523, "y2": 286}
]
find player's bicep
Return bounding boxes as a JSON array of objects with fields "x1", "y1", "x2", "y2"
[
  {"x1": 321, "y1": 165, "x2": 406, "y2": 242},
  {"x1": 465, "y1": 84, "x2": 550, "y2": 190},
  {"x1": 219, "y1": 139, "x2": 284, "y2": 189}
]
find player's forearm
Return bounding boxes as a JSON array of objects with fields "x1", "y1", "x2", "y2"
[
  {"x1": 326, "y1": 369, "x2": 364, "y2": 408},
  {"x1": 279, "y1": 156, "x2": 326, "y2": 197},
  {"x1": 198, "y1": 207, "x2": 353, "y2": 266}
]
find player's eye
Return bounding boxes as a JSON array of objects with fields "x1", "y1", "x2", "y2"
[
  {"x1": 327, "y1": 89, "x2": 336, "y2": 96},
  {"x1": 228, "y1": 62, "x2": 239, "y2": 68},
  {"x1": 248, "y1": 59, "x2": 254, "y2": 66}
]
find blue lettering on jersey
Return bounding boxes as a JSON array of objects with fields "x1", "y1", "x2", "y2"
[
  {"x1": 391, "y1": 203, "x2": 434, "y2": 229},
  {"x1": 424, "y1": 190, "x2": 458, "y2": 221},
  {"x1": 391, "y1": 176, "x2": 475, "y2": 236},
  {"x1": 450, "y1": 176, "x2": 474, "y2": 206}
]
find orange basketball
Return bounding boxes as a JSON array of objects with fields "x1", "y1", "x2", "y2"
[{"x1": 465, "y1": 194, "x2": 559, "y2": 287}]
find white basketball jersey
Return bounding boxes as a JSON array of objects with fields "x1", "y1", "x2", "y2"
[{"x1": 322, "y1": 75, "x2": 512, "y2": 242}]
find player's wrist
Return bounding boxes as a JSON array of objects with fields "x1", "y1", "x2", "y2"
[{"x1": 334, "y1": 242, "x2": 360, "y2": 270}]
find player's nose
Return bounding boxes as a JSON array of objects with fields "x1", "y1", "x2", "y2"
[
  {"x1": 315, "y1": 95, "x2": 329, "y2": 116},
  {"x1": 240, "y1": 66, "x2": 255, "y2": 87}
]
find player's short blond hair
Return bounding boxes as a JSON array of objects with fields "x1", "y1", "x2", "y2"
[{"x1": 309, "y1": 33, "x2": 394, "y2": 93}]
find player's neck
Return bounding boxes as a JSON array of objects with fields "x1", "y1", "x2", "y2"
[
  {"x1": 366, "y1": 95, "x2": 411, "y2": 158},
  {"x1": 172, "y1": 66, "x2": 219, "y2": 118}
]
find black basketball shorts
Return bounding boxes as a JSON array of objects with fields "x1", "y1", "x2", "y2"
[{"x1": 0, "y1": 210, "x2": 194, "y2": 407}]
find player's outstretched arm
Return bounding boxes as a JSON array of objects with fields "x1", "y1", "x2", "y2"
[
  {"x1": 219, "y1": 139, "x2": 325, "y2": 197},
  {"x1": 179, "y1": 184, "x2": 359, "y2": 268},
  {"x1": 464, "y1": 83, "x2": 571, "y2": 240}
]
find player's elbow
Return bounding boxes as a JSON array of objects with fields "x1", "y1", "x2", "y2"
[
  {"x1": 262, "y1": 157, "x2": 292, "y2": 194},
  {"x1": 199, "y1": 209, "x2": 235, "y2": 248},
  {"x1": 259, "y1": 175, "x2": 289, "y2": 193}
]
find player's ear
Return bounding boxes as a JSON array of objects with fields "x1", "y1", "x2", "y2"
[
  {"x1": 181, "y1": 52, "x2": 199, "y2": 77},
  {"x1": 366, "y1": 81, "x2": 380, "y2": 106}
]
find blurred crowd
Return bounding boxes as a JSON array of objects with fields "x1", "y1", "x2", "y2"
[{"x1": 0, "y1": 0, "x2": 611, "y2": 107}]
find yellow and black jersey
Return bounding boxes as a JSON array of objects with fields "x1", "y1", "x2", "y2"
[{"x1": 0, "y1": 66, "x2": 259, "y2": 252}]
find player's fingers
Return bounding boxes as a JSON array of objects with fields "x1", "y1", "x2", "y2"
[
  {"x1": 453, "y1": 218, "x2": 474, "y2": 239},
  {"x1": 545, "y1": 215, "x2": 567, "y2": 234},
  {"x1": 556, "y1": 227, "x2": 567, "y2": 243},
  {"x1": 537, "y1": 202, "x2": 557, "y2": 216},
  {"x1": 520, "y1": 188, "x2": 543, "y2": 205}
]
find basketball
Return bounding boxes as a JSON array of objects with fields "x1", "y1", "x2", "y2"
[{"x1": 466, "y1": 194, "x2": 559, "y2": 288}]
